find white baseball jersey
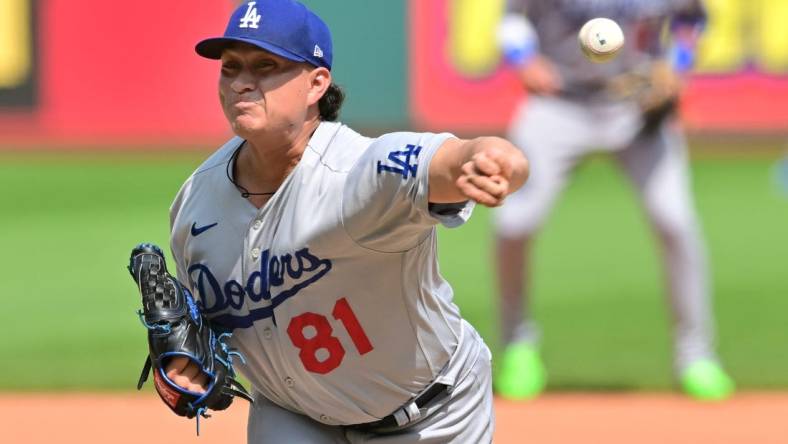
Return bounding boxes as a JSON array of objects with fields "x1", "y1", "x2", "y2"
[{"x1": 169, "y1": 121, "x2": 481, "y2": 426}]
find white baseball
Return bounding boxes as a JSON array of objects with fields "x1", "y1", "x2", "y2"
[{"x1": 578, "y1": 18, "x2": 625, "y2": 63}]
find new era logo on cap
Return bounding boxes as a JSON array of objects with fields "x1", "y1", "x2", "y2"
[{"x1": 195, "y1": 0, "x2": 334, "y2": 70}]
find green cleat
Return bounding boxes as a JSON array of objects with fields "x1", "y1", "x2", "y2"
[
  {"x1": 494, "y1": 342, "x2": 546, "y2": 400},
  {"x1": 680, "y1": 360, "x2": 735, "y2": 401}
]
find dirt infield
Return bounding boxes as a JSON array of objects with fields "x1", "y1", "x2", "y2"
[{"x1": 3, "y1": 393, "x2": 786, "y2": 443}]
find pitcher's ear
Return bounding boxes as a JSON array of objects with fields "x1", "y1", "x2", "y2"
[{"x1": 307, "y1": 67, "x2": 331, "y2": 107}]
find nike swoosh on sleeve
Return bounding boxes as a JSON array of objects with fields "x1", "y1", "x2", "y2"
[{"x1": 191, "y1": 222, "x2": 218, "y2": 236}]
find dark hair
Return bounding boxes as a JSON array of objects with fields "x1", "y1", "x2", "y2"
[{"x1": 318, "y1": 83, "x2": 345, "y2": 121}]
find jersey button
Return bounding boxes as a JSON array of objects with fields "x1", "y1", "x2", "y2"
[
  {"x1": 251, "y1": 247, "x2": 260, "y2": 260},
  {"x1": 285, "y1": 377, "x2": 295, "y2": 388},
  {"x1": 262, "y1": 327, "x2": 273, "y2": 339},
  {"x1": 253, "y1": 219, "x2": 262, "y2": 230}
]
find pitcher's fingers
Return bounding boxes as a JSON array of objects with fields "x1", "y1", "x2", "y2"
[
  {"x1": 180, "y1": 360, "x2": 201, "y2": 380},
  {"x1": 189, "y1": 372, "x2": 209, "y2": 393},
  {"x1": 484, "y1": 149, "x2": 514, "y2": 178},
  {"x1": 168, "y1": 374, "x2": 187, "y2": 389},
  {"x1": 456, "y1": 176, "x2": 501, "y2": 207},
  {"x1": 471, "y1": 152, "x2": 502, "y2": 176},
  {"x1": 461, "y1": 160, "x2": 478, "y2": 177},
  {"x1": 166, "y1": 356, "x2": 190, "y2": 378},
  {"x1": 466, "y1": 174, "x2": 508, "y2": 198}
]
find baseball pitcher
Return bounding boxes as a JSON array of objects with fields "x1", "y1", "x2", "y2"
[{"x1": 128, "y1": 1, "x2": 528, "y2": 442}]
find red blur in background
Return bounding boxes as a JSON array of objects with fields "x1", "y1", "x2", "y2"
[{"x1": 2, "y1": 0, "x2": 788, "y2": 146}]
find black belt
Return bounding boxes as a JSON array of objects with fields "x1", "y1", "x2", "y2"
[{"x1": 352, "y1": 383, "x2": 450, "y2": 431}]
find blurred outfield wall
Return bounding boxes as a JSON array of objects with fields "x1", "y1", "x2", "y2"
[{"x1": 0, "y1": 0, "x2": 787, "y2": 146}]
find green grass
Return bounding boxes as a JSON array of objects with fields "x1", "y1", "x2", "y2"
[
  {"x1": 1, "y1": 151, "x2": 786, "y2": 391},
  {"x1": 440, "y1": 155, "x2": 788, "y2": 390},
  {"x1": 0, "y1": 152, "x2": 202, "y2": 390}
]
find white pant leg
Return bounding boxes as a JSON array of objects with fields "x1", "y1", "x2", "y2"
[
  {"x1": 494, "y1": 95, "x2": 604, "y2": 345},
  {"x1": 247, "y1": 393, "x2": 350, "y2": 444},
  {"x1": 494, "y1": 96, "x2": 591, "y2": 238},
  {"x1": 615, "y1": 120, "x2": 717, "y2": 371}
]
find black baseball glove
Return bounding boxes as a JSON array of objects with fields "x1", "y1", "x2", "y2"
[{"x1": 128, "y1": 243, "x2": 252, "y2": 433}]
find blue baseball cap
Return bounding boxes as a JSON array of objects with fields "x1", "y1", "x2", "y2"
[{"x1": 196, "y1": 0, "x2": 333, "y2": 70}]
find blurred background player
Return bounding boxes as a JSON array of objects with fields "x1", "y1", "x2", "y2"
[{"x1": 493, "y1": 0, "x2": 735, "y2": 400}]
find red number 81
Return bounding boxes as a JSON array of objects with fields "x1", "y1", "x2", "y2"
[{"x1": 287, "y1": 298, "x2": 374, "y2": 374}]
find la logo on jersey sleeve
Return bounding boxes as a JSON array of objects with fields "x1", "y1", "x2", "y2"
[{"x1": 376, "y1": 144, "x2": 422, "y2": 180}]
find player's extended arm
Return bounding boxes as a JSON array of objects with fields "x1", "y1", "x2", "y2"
[{"x1": 428, "y1": 137, "x2": 528, "y2": 207}]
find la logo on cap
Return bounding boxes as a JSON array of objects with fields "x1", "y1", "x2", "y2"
[{"x1": 239, "y1": 1, "x2": 262, "y2": 29}]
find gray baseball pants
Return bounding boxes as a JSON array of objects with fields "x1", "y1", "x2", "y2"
[
  {"x1": 494, "y1": 94, "x2": 718, "y2": 371},
  {"x1": 247, "y1": 321, "x2": 494, "y2": 443}
]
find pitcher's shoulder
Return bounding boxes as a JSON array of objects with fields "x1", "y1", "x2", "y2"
[
  {"x1": 316, "y1": 125, "x2": 453, "y2": 174},
  {"x1": 169, "y1": 136, "x2": 241, "y2": 216},
  {"x1": 310, "y1": 122, "x2": 375, "y2": 172}
]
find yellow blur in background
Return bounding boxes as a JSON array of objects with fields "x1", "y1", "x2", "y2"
[
  {"x1": 0, "y1": 0, "x2": 31, "y2": 88},
  {"x1": 448, "y1": 0, "x2": 788, "y2": 76}
]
